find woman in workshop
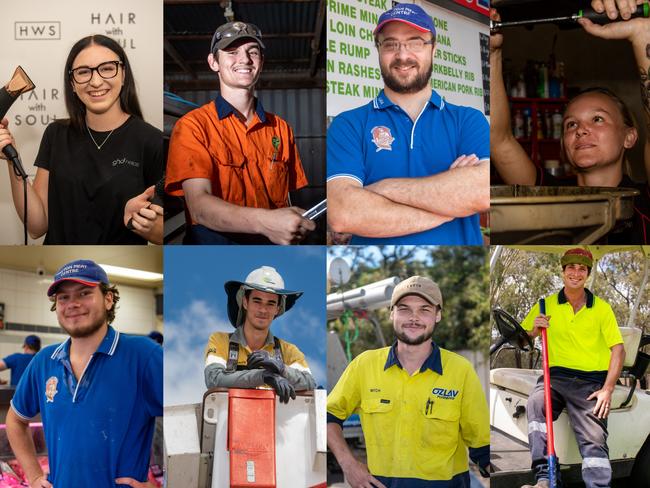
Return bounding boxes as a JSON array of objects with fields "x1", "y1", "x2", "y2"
[
  {"x1": 490, "y1": 0, "x2": 650, "y2": 243},
  {"x1": 0, "y1": 34, "x2": 163, "y2": 244}
]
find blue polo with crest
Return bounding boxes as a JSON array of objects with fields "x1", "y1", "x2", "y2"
[
  {"x1": 11, "y1": 325, "x2": 163, "y2": 487},
  {"x1": 327, "y1": 341, "x2": 490, "y2": 485},
  {"x1": 327, "y1": 89, "x2": 489, "y2": 245}
]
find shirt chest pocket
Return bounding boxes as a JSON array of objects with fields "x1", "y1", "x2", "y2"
[
  {"x1": 360, "y1": 398, "x2": 394, "y2": 447},
  {"x1": 214, "y1": 148, "x2": 246, "y2": 204},
  {"x1": 420, "y1": 403, "x2": 461, "y2": 449},
  {"x1": 260, "y1": 152, "x2": 290, "y2": 208}
]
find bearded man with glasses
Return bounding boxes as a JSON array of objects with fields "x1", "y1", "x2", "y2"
[
  {"x1": 166, "y1": 21, "x2": 315, "y2": 245},
  {"x1": 327, "y1": 3, "x2": 490, "y2": 246}
]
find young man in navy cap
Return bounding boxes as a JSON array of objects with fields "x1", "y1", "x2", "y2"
[
  {"x1": 520, "y1": 249, "x2": 625, "y2": 488},
  {"x1": 327, "y1": 3, "x2": 489, "y2": 245},
  {"x1": 5, "y1": 259, "x2": 162, "y2": 488},
  {"x1": 0, "y1": 335, "x2": 41, "y2": 386}
]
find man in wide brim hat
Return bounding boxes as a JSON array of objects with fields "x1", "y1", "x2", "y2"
[
  {"x1": 204, "y1": 266, "x2": 315, "y2": 403},
  {"x1": 224, "y1": 265, "x2": 303, "y2": 327}
]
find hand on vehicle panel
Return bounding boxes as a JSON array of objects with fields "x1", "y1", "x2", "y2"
[{"x1": 262, "y1": 372, "x2": 296, "y2": 403}]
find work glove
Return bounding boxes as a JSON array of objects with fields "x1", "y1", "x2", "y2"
[
  {"x1": 247, "y1": 350, "x2": 285, "y2": 376},
  {"x1": 263, "y1": 372, "x2": 296, "y2": 404}
]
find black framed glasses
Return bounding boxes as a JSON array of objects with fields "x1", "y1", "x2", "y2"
[
  {"x1": 377, "y1": 39, "x2": 434, "y2": 54},
  {"x1": 69, "y1": 61, "x2": 123, "y2": 84}
]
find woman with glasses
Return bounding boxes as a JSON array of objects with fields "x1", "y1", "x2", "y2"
[{"x1": 0, "y1": 34, "x2": 162, "y2": 244}]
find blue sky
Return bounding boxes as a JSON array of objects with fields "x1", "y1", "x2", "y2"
[{"x1": 163, "y1": 246, "x2": 326, "y2": 406}]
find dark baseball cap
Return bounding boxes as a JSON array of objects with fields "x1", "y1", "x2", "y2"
[
  {"x1": 374, "y1": 3, "x2": 436, "y2": 37},
  {"x1": 210, "y1": 21, "x2": 265, "y2": 53},
  {"x1": 47, "y1": 259, "x2": 109, "y2": 297},
  {"x1": 24, "y1": 335, "x2": 41, "y2": 351}
]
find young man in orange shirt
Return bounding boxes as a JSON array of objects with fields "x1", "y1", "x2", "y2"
[{"x1": 166, "y1": 21, "x2": 315, "y2": 244}]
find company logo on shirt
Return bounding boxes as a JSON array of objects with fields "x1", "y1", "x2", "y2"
[
  {"x1": 370, "y1": 126, "x2": 395, "y2": 152},
  {"x1": 432, "y1": 387, "x2": 458, "y2": 399},
  {"x1": 45, "y1": 376, "x2": 59, "y2": 403},
  {"x1": 112, "y1": 158, "x2": 140, "y2": 168}
]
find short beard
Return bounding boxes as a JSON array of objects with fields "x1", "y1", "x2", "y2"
[
  {"x1": 60, "y1": 315, "x2": 106, "y2": 339},
  {"x1": 394, "y1": 327, "x2": 433, "y2": 346},
  {"x1": 381, "y1": 59, "x2": 433, "y2": 94}
]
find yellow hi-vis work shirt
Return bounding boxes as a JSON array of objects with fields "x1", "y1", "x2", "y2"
[
  {"x1": 327, "y1": 342, "x2": 490, "y2": 483},
  {"x1": 522, "y1": 288, "x2": 623, "y2": 372},
  {"x1": 204, "y1": 327, "x2": 310, "y2": 372}
]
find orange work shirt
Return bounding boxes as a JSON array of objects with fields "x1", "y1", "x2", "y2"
[{"x1": 165, "y1": 96, "x2": 308, "y2": 222}]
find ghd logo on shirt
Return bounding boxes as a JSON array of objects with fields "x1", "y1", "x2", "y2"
[
  {"x1": 112, "y1": 158, "x2": 140, "y2": 168},
  {"x1": 370, "y1": 126, "x2": 395, "y2": 152},
  {"x1": 432, "y1": 387, "x2": 459, "y2": 399},
  {"x1": 45, "y1": 376, "x2": 59, "y2": 403}
]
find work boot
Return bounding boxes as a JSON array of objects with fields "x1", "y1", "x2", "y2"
[{"x1": 521, "y1": 480, "x2": 549, "y2": 488}]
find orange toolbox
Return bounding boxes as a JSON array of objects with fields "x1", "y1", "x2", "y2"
[{"x1": 228, "y1": 388, "x2": 276, "y2": 487}]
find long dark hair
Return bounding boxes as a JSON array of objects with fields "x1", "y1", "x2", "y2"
[{"x1": 64, "y1": 34, "x2": 143, "y2": 131}]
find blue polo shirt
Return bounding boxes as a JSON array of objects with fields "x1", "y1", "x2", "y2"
[
  {"x1": 3, "y1": 353, "x2": 35, "y2": 386},
  {"x1": 327, "y1": 89, "x2": 489, "y2": 245},
  {"x1": 11, "y1": 326, "x2": 163, "y2": 487}
]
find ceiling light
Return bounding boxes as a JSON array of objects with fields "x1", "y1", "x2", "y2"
[{"x1": 98, "y1": 264, "x2": 163, "y2": 282}]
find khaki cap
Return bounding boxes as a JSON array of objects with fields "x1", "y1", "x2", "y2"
[{"x1": 391, "y1": 276, "x2": 443, "y2": 309}]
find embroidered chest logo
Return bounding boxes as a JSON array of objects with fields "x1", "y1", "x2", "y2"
[
  {"x1": 370, "y1": 126, "x2": 395, "y2": 152},
  {"x1": 432, "y1": 387, "x2": 459, "y2": 399},
  {"x1": 111, "y1": 158, "x2": 140, "y2": 168},
  {"x1": 45, "y1": 376, "x2": 59, "y2": 403}
]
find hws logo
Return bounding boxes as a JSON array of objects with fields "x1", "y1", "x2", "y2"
[
  {"x1": 432, "y1": 388, "x2": 459, "y2": 399},
  {"x1": 15, "y1": 22, "x2": 61, "y2": 40}
]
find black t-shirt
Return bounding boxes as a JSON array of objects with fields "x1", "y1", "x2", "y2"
[
  {"x1": 537, "y1": 169, "x2": 650, "y2": 244},
  {"x1": 35, "y1": 116, "x2": 162, "y2": 244}
]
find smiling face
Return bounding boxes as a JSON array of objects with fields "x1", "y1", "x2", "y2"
[
  {"x1": 54, "y1": 282, "x2": 112, "y2": 338},
  {"x1": 242, "y1": 289, "x2": 280, "y2": 332},
  {"x1": 390, "y1": 294, "x2": 441, "y2": 346},
  {"x1": 562, "y1": 263, "x2": 590, "y2": 292},
  {"x1": 208, "y1": 39, "x2": 263, "y2": 91},
  {"x1": 562, "y1": 92, "x2": 638, "y2": 172},
  {"x1": 70, "y1": 44, "x2": 125, "y2": 118},
  {"x1": 377, "y1": 21, "x2": 434, "y2": 94}
]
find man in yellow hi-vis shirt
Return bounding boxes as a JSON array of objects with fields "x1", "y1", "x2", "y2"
[
  {"x1": 203, "y1": 265, "x2": 315, "y2": 403},
  {"x1": 327, "y1": 276, "x2": 490, "y2": 487},
  {"x1": 521, "y1": 248, "x2": 625, "y2": 488}
]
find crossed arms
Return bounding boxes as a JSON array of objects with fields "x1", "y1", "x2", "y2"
[{"x1": 327, "y1": 159, "x2": 489, "y2": 238}]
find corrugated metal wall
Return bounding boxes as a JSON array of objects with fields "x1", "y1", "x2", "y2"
[{"x1": 175, "y1": 88, "x2": 325, "y2": 204}]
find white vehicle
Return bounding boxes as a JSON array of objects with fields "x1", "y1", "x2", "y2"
[
  {"x1": 164, "y1": 388, "x2": 327, "y2": 488},
  {"x1": 489, "y1": 246, "x2": 650, "y2": 487}
]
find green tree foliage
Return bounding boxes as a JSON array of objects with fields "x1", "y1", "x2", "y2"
[
  {"x1": 328, "y1": 246, "x2": 489, "y2": 357},
  {"x1": 491, "y1": 248, "x2": 650, "y2": 333}
]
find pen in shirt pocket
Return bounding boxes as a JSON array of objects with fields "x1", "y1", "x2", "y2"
[
  {"x1": 270, "y1": 135, "x2": 280, "y2": 168},
  {"x1": 425, "y1": 398, "x2": 434, "y2": 415}
]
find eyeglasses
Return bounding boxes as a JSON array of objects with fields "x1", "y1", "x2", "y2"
[
  {"x1": 69, "y1": 61, "x2": 122, "y2": 84},
  {"x1": 377, "y1": 39, "x2": 434, "y2": 54},
  {"x1": 211, "y1": 22, "x2": 263, "y2": 53}
]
